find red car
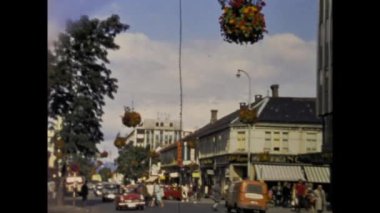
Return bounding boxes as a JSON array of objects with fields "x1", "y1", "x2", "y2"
[
  {"x1": 115, "y1": 191, "x2": 145, "y2": 211},
  {"x1": 163, "y1": 185, "x2": 193, "y2": 200}
]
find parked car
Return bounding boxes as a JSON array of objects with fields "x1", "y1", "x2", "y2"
[
  {"x1": 115, "y1": 187, "x2": 145, "y2": 210},
  {"x1": 102, "y1": 183, "x2": 121, "y2": 202},
  {"x1": 94, "y1": 182, "x2": 104, "y2": 197}
]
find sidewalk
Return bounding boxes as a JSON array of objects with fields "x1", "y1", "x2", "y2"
[{"x1": 48, "y1": 203, "x2": 89, "y2": 213}]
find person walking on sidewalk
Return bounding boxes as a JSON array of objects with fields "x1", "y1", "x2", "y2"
[
  {"x1": 80, "y1": 180, "x2": 89, "y2": 207},
  {"x1": 211, "y1": 181, "x2": 221, "y2": 211},
  {"x1": 314, "y1": 185, "x2": 327, "y2": 213}
]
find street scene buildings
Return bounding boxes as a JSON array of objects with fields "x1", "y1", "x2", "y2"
[{"x1": 48, "y1": 0, "x2": 333, "y2": 212}]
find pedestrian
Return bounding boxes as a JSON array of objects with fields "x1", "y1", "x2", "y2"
[
  {"x1": 305, "y1": 188, "x2": 316, "y2": 213},
  {"x1": 192, "y1": 181, "x2": 199, "y2": 203},
  {"x1": 80, "y1": 180, "x2": 89, "y2": 207},
  {"x1": 211, "y1": 181, "x2": 221, "y2": 211},
  {"x1": 314, "y1": 185, "x2": 327, "y2": 213},
  {"x1": 295, "y1": 179, "x2": 306, "y2": 212},
  {"x1": 153, "y1": 180, "x2": 164, "y2": 207},
  {"x1": 181, "y1": 184, "x2": 189, "y2": 202},
  {"x1": 282, "y1": 182, "x2": 291, "y2": 207}
]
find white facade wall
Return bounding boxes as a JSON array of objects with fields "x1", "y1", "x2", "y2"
[{"x1": 199, "y1": 123, "x2": 322, "y2": 159}]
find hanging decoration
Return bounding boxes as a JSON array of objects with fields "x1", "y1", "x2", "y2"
[
  {"x1": 121, "y1": 106, "x2": 142, "y2": 128},
  {"x1": 239, "y1": 103, "x2": 257, "y2": 124},
  {"x1": 100, "y1": 151, "x2": 108, "y2": 158},
  {"x1": 114, "y1": 137, "x2": 126, "y2": 149},
  {"x1": 218, "y1": 0, "x2": 267, "y2": 45}
]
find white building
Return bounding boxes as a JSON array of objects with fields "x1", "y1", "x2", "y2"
[
  {"x1": 124, "y1": 117, "x2": 191, "y2": 150},
  {"x1": 197, "y1": 85, "x2": 327, "y2": 187}
]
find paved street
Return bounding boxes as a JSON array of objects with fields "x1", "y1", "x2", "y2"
[{"x1": 48, "y1": 193, "x2": 333, "y2": 213}]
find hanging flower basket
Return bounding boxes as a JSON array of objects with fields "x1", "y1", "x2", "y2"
[
  {"x1": 54, "y1": 151, "x2": 63, "y2": 159},
  {"x1": 219, "y1": 0, "x2": 267, "y2": 45},
  {"x1": 70, "y1": 163, "x2": 80, "y2": 173},
  {"x1": 100, "y1": 151, "x2": 108, "y2": 158},
  {"x1": 239, "y1": 104, "x2": 257, "y2": 124},
  {"x1": 122, "y1": 106, "x2": 142, "y2": 127},
  {"x1": 55, "y1": 138, "x2": 65, "y2": 149},
  {"x1": 114, "y1": 137, "x2": 126, "y2": 149}
]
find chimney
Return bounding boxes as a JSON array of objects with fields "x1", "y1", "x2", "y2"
[
  {"x1": 210, "y1": 109, "x2": 218, "y2": 124},
  {"x1": 270, "y1": 84, "x2": 279, "y2": 97},
  {"x1": 255, "y1": 94, "x2": 263, "y2": 102}
]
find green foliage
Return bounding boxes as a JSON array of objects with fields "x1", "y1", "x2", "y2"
[
  {"x1": 115, "y1": 145, "x2": 152, "y2": 180},
  {"x1": 70, "y1": 154, "x2": 96, "y2": 181},
  {"x1": 98, "y1": 167, "x2": 112, "y2": 181},
  {"x1": 48, "y1": 15, "x2": 129, "y2": 157}
]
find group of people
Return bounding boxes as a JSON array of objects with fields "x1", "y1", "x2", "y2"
[{"x1": 269, "y1": 179, "x2": 327, "y2": 213}]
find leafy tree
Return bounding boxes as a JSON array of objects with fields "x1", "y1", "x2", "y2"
[
  {"x1": 70, "y1": 155, "x2": 96, "y2": 181},
  {"x1": 115, "y1": 145, "x2": 155, "y2": 180},
  {"x1": 48, "y1": 15, "x2": 129, "y2": 157},
  {"x1": 98, "y1": 167, "x2": 112, "y2": 182}
]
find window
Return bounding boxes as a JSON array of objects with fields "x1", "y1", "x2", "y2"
[
  {"x1": 170, "y1": 122, "x2": 173, "y2": 127},
  {"x1": 282, "y1": 147, "x2": 289, "y2": 153},
  {"x1": 273, "y1": 147, "x2": 280, "y2": 151},
  {"x1": 160, "y1": 122, "x2": 164, "y2": 127},
  {"x1": 156, "y1": 122, "x2": 159, "y2": 127},
  {"x1": 237, "y1": 131, "x2": 246, "y2": 151}
]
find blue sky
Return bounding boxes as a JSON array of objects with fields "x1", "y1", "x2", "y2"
[
  {"x1": 48, "y1": 0, "x2": 318, "y2": 161},
  {"x1": 49, "y1": 0, "x2": 317, "y2": 42}
]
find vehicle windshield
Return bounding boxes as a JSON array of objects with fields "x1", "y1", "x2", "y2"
[{"x1": 246, "y1": 184, "x2": 262, "y2": 194}]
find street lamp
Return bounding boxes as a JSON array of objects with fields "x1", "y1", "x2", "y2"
[{"x1": 236, "y1": 69, "x2": 252, "y2": 180}]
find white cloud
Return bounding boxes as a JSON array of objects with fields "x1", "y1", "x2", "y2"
[
  {"x1": 48, "y1": 28, "x2": 317, "y2": 160},
  {"x1": 101, "y1": 32, "x2": 317, "y2": 159}
]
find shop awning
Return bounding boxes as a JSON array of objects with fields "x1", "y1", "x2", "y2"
[
  {"x1": 254, "y1": 164, "x2": 305, "y2": 181},
  {"x1": 303, "y1": 166, "x2": 330, "y2": 183}
]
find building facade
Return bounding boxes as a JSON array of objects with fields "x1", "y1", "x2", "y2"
[
  {"x1": 316, "y1": 0, "x2": 333, "y2": 155},
  {"x1": 197, "y1": 85, "x2": 326, "y2": 191},
  {"x1": 124, "y1": 118, "x2": 190, "y2": 150}
]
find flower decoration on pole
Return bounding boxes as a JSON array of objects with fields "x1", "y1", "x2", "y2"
[
  {"x1": 55, "y1": 138, "x2": 65, "y2": 149},
  {"x1": 121, "y1": 106, "x2": 142, "y2": 128},
  {"x1": 70, "y1": 163, "x2": 80, "y2": 173},
  {"x1": 239, "y1": 103, "x2": 257, "y2": 124},
  {"x1": 219, "y1": 0, "x2": 267, "y2": 45},
  {"x1": 100, "y1": 151, "x2": 108, "y2": 158},
  {"x1": 114, "y1": 136, "x2": 126, "y2": 149}
]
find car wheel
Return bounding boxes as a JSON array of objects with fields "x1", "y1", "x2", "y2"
[
  {"x1": 140, "y1": 206, "x2": 145, "y2": 210},
  {"x1": 102, "y1": 198, "x2": 106, "y2": 202}
]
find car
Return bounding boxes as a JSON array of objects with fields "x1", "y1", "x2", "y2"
[
  {"x1": 102, "y1": 183, "x2": 121, "y2": 202},
  {"x1": 225, "y1": 180, "x2": 270, "y2": 213},
  {"x1": 115, "y1": 188, "x2": 145, "y2": 210},
  {"x1": 163, "y1": 185, "x2": 193, "y2": 200},
  {"x1": 94, "y1": 182, "x2": 104, "y2": 197}
]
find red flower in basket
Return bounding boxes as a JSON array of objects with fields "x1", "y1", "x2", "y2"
[
  {"x1": 219, "y1": 0, "x2": 267, "y2": 45},
  {"x1": 100, "y1": 151, "x2": 108, "y2": 158},
  {"x1": 121, "y1": 106, "x2": 142, "y2": 127}
]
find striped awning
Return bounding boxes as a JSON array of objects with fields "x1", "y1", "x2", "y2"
[
  {"x1": 254, "y1": 164, "x2": 305, "y2": 181},
  {"x1": 303, "y1": 166, "x2": 330, "y2": 183}
]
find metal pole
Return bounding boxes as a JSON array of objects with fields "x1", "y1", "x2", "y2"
[{"x1": 236, "y1": 69, "x2": 252, "y2": 180}]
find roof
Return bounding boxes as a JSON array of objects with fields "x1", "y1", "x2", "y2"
[
  {"x1": 257, "y1": 97, "x2": 321, "y2": 124},
  {"x1": 193, "y1": 97, "x2": 321, "y2": 139}
]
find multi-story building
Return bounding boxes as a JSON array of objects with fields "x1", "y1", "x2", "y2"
[
  {"x1": 124, "y1": 117, "x2": 191, "y2": 150},
  {"x1": 316, "y1": 0, "x2": 333, "y2": 155},
  {"x1": 197, "y1": 85, "x2": 329, "y2": 190}
]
